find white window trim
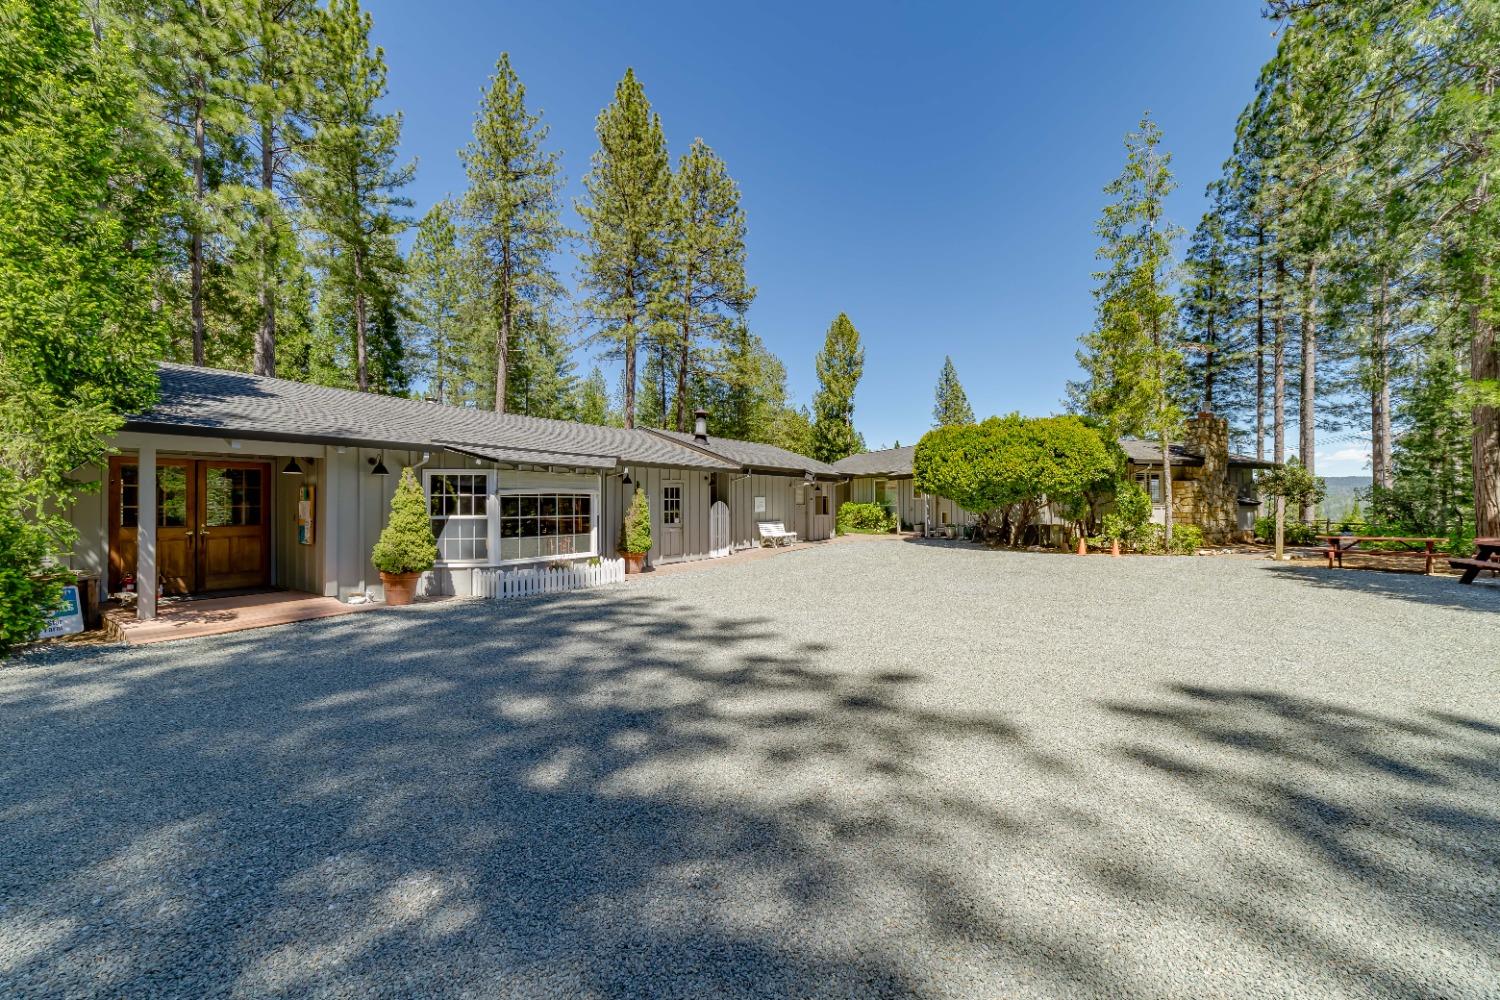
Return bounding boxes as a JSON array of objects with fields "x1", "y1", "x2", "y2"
[
  {"x1": 494, "y1": 484, "x2": 600, "y2": 566},
  {"x1": 424, "y1": 469, "x2": 495, "y2": 567}
]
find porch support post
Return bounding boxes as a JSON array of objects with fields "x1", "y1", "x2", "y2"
[
  {"x1": 135, "y1": 445, "x2": 157, "y2": 621},
  {"x1": 321, "y1": 445, "x2": 341, "y2": 598}
]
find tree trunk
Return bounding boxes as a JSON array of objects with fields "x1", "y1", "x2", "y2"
[
  {"x1": 1273, "y1": 258, "x2": 1287, "y2": 466},
  {"x1": 1255, "y1": 229, "x2": 1267, "y2": 462},
  {"x1": 675, "y1": 272, "x2": 692, "y2": 433},
  {"x1": 495, "y1": 244, "x2": 511, "y2": 413},
  {"x1": 354, "y1": 249, "x2": 368, "y2": 392},
  {"x1": 191, "y1": 97, "x2": 206, "y2": 367},
  {"x1": 1161, "y1": 435, "x2": 1174, "y2": 551},
  {"x1": 253, "y1": 119, "x2": 277, "y2": 377},
  {"x1": 1204, "y1": 313, "x2": 1216, "y2": 412},
  {"x1": 1473, "y1": 285, "x2": 1499, "y2": 538},
  {"x1": 1299, "y1": 259, "x2": 1318, "y2": 521},
  {"x1": 1371, "y1": 275, "x2": 1392, "y2": 490},
  {"x1": 622, "y1": 293, "x2": 637, "y2": 429}
]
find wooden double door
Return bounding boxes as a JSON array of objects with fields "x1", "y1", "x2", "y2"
[{"x1": 108, "y1": 458, "x2": 271, "y2": 595}]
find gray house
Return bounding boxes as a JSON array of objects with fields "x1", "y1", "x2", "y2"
[
  {"x1": 833, "y1": 445, "x2": 977, "y2": 532},
  {"x1": 66, "y1": 364, "x2": 842, "y2": 620}
]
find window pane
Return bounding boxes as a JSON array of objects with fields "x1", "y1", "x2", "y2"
[
  {"x1": 519, "y1": 496, "x2": 537, "y2": 518},
  {"x1": 577, "y1": 495, "x2": 591, "y2": 517},
  {"x1": 501, "y1": 496, "x2": 519, "y2": 518}
]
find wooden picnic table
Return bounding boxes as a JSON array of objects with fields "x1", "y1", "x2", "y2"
[
  {"x1": 1318, "y1": 535, "x2": 1446, "y2": 575},
  {"x1": 1450, "y1": 537, "x2": 1500, "y2": 585}
]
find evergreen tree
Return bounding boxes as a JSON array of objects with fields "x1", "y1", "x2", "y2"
[
  {"x1": 404, "y1": 201, "x2": 472, "y2": 404},
  {"x1": 577, "y1": 68, "x2": 671, "y2": 429},
  {"x1": 0, "y1": 0, "x2": 178, "y2": 645},
  {"x1": 811, "y1": 312, "x2": 866, "y2": 463},
  {"x1": 459, "y1": 53, "x2": 565, "y2": 413},
  {"x1": 241, "y1": 0, "x2": 316, "y2": 376},
  {"x1": 123, "y1": 0, "x2": 249, "y2": 367},
  {"x1": 1070, "y1": 114, "x2": 1186, "y2": 546},
  {"x1": 1181, "y1": 190, "x2": 1253, "y2": 433},
  {"x1": 299, "y1": 0, "x2": 412, "y2": 391},
  {"x1": 573, "y1": 366, "x2": 618, "y2": 427},
  {"x1": 932, "y1": 356, "x2": 975, "y2": 427},
  {"x1": 658, "y1": 138, "x2": 754, "y2": 432},
  {"x1": 506, "y1": 308, "x2": 576, "y2": 418}
]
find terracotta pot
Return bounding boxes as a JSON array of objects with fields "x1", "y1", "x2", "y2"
[
  {"x1": 621, "y1": 551, "x2": 646, "y2": 575},
  {"x1": 380, "y1": 571, "x2": 421, "y2": 606}
]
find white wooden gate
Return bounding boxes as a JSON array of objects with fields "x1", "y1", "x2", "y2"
[{"x1": 709, "y1": 500, "x2": 730, "y2": 558}]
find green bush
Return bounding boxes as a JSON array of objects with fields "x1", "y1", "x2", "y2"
[
  {"x1": 1253, "y1": 516, "x2": 1318, "y2": 546},
  {"x1": 1100, "y1": 479, "x2": 1152, "y2": 542},
  {"x1": 371, "y1": 468, "x2": 438, "y2": 575},
  {"x1": 837, "y1": 501, "x2": 896, "y2": 534},
  {"x1": 620, "y1": 488, "x2": 652, "y2": 554},
  {"x1": 0, "y1": 499, "x2": 67, "y2": 653}
]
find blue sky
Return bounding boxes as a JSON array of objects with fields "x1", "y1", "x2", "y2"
[{"x1": 363, "y1": 2, "x2": 1367, "y2": 473}]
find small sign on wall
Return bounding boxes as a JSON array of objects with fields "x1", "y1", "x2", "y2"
[
  {"x1": 753, "y1": 495, "x2": 766, "y2": 514},
  {"x1": 297, "y1": 485, "x2": 316, "y2": 545},
  {"x1": 39, "y1": 585, "x2": 85, "y2": 639}
]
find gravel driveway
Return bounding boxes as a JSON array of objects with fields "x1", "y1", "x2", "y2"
[{"x1": 2, "y1": 539, "x2": 1497, "y2": 999}]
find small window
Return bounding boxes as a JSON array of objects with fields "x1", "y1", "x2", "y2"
[
  {"x1": 815, "y1": 493, "x2": 830, "y2": 516},
  {"x1": 663, "y1": 485, "x2": 683, "y2": 526},
  {"x1": 1135, "y1": 471, "x2": 1164, "y2": 505},
  {"x1": 428, "y1": 472, "x2": 491, "y2": 563}
]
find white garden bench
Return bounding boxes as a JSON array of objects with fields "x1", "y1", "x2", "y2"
[{"x1": 757, "y1": 520, "x2": 798, "y2": 547}]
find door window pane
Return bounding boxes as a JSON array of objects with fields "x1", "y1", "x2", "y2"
[
  {"x1": 663, "y1": 486, "x2": 682, "y2": 526},
  {"x1": 205, "y1": 467, "x2": 262, "y2": 527}
]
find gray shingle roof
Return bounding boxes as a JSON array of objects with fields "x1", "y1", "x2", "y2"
[
  {"x1": 832, "y1": 445, "x2": 915, "y2": 477},
  {"x1": 1119, "y1": 437, "x2": 1274, "y2": 468},
  {"x1": 645, "y1": 429, "x2": 843, "y2": 478},
  {"x1": 129, "y1": 364, "x2": 738, "y2": 471}
]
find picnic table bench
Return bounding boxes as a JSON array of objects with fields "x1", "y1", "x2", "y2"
[
  {"x1": 1450, "y1": 537, "x2": 1500, "y2": 585},
  {"x1": 1318, "y1": 535, "x2": 1445, "y2": 575}
]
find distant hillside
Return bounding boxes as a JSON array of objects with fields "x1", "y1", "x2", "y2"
[{"x1": 1318, "y1": 475, "x2": 1371, "y2": 521}]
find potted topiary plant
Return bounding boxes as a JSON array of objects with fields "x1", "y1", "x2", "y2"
[
  {"x1": 618, "y1": 487, "x2": 651, "y2": 574},
  {"x1": 371, "y1": 467, "x2": 438, "y2": 606}
]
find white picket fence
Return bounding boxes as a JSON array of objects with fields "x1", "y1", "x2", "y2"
[{"x1": 472, "y1": 557, "x2": 626, "y2": 600}]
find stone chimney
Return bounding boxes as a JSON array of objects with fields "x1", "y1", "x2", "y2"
[
  {"x1": 1186, "y1": 412, "x2": 1236, "y2": 543},
  {"x1": 693, "y1": 408, "x2": 709, "y2": 443}
]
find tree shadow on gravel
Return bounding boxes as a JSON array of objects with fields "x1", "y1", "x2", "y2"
[
  {"x1": 0, "y1": 590, "x2": 1113, "y2": 1000},
  {"x1": 1102, "y1": 683, "x2": 1500, "y2": 999},
  {"x1": 2, "y1": 595, "x2": 1497, "y2": 999},
  {"x1": 1265, "y1": 560, "x2": 1500, "y2": 613}
]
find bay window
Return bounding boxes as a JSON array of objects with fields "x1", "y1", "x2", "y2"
[
  {"x1": 498, "y1": 491, "x2": 595, "y2": 562},
  {"x1": 424, "y1": 469, "x2": 599, "y2": 566}
]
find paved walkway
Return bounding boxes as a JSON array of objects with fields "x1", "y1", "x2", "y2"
[{"x1": 2, "y1": 542, "x2": 1496, "y2": 998}]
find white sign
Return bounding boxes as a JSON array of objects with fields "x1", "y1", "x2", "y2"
[
  {"x1": 39, "y1": 585, "x2": 85, "y2": 639},
  {"x1": 753, "y1": 495, "x2": 766, "y2": 514}
]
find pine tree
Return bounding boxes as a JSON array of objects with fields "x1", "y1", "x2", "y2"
[
  {"x1": 123, "y1": 0, "x2": 250, "y2": 367},
  {"x1": 577, "y1": 68, "x2": 670, "y2": 429},
  {"x1": 1070, "y1": 114, "x2": 1186, "y2": 546},
  {"x1": 507, "y1": 308, "x2": 576, "y2": 418},
  {"x1": 658, "y1": 138, "x2": 754, "y2": 432},
  {"x1": 404, "y1": 201, "x2": 472, "y2": 405},
  {"x1": 811, "y1": 312, "x2": 866, "y2": 463},
  {"x1": 241, "y1": 0, "x2": 316, "y2": 376},
  {"x1": 573, "y1": 367, "x2": 618, "y2": 427},
  {"x1": 1181, "y1": 195, "x2": 1250, "y2": 423},
  {"x1": 459, "y1": 53, "x2": 565, "y2": 413},
  {"x1": 932, "y1": 356, "x2": 974, "y2": 427},
  {"x1": 299, "y1": 0, "x2": 412, "y2": 392}
]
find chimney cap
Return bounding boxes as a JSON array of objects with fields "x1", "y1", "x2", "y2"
[{"x1": 693, "y1": 408, "x2": 710, "y2": 443}]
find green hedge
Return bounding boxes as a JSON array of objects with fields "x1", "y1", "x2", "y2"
[{"x1": 837, "y1": 501, "x2": 896, "y2": 534}]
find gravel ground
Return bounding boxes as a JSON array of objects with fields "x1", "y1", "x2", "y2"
[{"x1": 2, "y1": 539, "x2": 1497, "y2": 1000}]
